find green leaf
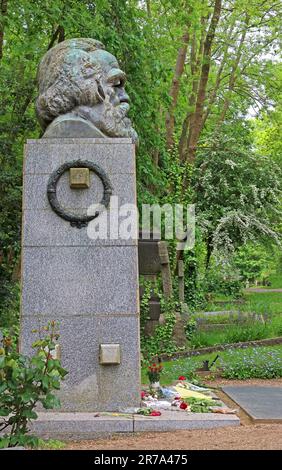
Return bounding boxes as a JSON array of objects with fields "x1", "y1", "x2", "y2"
[
  {"x1": 42, "y1": 394, "x2": 60, "y2": 409},
  {"x1": 0, "y1": 437, "x2": 10, "y2": 448},
  {"x1": 0, "y1": 408, "x2": 10, "y2": 416},
  {"x1": 41, "y1": 376, "x2": 49, "y2": 389},
  {"x1": 20, "y1": 391, "x2": 35, "y2": 403},
  {"x1": 0, "y1": 383, "x2": 7, "y2": 393},
  {"x1": 22, "y1": 410, "x2": 38, "y2": 419}
]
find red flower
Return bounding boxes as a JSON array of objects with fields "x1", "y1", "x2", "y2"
[
  {"x1": 150, "y1": 410, "x2": 161, "y2": 416},
  {"x1": 180, "y1": 402, "x2": 188, "y2": 410},
  {"x1": 141, "y1": 391, "x2": 147, "y2": 399},
  {"x1": 178, "y1": 376, "x2": 186, "y2": 381},
  {"x1": 152, "y1": 363, "x2": 157, "y2": 367}
]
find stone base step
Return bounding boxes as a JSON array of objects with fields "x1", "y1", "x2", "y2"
[{"x1": 30, "y1": 411, "x2": 240, "y2": 440}]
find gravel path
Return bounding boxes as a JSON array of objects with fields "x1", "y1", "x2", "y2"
[
  {"x1": 65, "y1": 424, "x2": 282, "y2": 450},
  {"x1": 245, "y1": 288, "x2": 282, "y2": 293}
]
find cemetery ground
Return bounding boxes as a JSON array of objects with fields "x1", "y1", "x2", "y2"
[
  {"x1": 2, "y1": 272, "x2": 282, "y2": 450},
  {"x1": 60, "y1": 282, "x2": 282, "y2": 451},
  {"x1": 45, "y1": 345, "x2": 282, "y2": 451},
  {"x1": 62, "y1": 374, "x2": 282, "y2": 450},
  {"x1": 185, "y1": 274, "x2": 282, "y2": 350}
]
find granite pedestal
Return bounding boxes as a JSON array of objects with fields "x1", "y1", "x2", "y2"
[{"x1": 20, "y1": 138, "x2": 141, "y2": 411}]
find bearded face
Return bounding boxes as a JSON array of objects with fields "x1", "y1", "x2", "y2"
[
  {"x1": 74, "y1": 49, "x2": 138, "y2": 143},
  {"x1": 36, "y1": 39, "x2": 138, "y2": 143}
]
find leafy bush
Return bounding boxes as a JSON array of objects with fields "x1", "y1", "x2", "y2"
[
  {"x1": 141, "y1": 294, "x2": 178, "y2": 362},
  {"x1": 220, "y1": 348, "x2": 282, "y2": 379},
  {"x1": 139, "y1": 278, "x2": 152, "y2": 342},
  {"x1": 184, "y1": 318, "x2": 197, "y2": 340},
  {"x1": 0, "y1": 282, "x2": 20, "y2": 330},
  {"x1": 0, "y1": 321, "x2": 68, "y2": 448},
  {"x1": 203, "y1": 269, "x2": 243, "y2": 298},
  {"x1": 233, "y1": 243, "x2": 277, "y2": 284}
]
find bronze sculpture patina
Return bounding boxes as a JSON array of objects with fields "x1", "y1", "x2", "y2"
[{"x1": 36, "y1": 38, "x2": 138, "y2": 142}]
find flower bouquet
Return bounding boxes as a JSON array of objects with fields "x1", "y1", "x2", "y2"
[{"x1": 147, "y1": 362, "x2": 163, "y2": 390}]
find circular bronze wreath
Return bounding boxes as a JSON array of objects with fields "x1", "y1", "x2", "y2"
[{"x1": 47, "y1": 160, "x2": 113, "y2": 228}]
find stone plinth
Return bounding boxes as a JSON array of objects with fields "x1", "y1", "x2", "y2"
[
  {"x1": 20, "y1": 138, "x2": 141, "y2": 411},
  {"x1": 29, "y1": 411, "x2": 240, "y2": 440}
]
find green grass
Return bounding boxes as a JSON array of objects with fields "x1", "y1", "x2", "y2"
[
  {"x1": 205, "y1": 269, "x2": 282, "y2": 316},
  {"x1": 205, "y1": 291, "x2": 282, "y2": 316},
  {"x1": 188, "y1": 315, "x2": 282, "y2": 349},
  {"x1": 37, "y1": 439, "x2": 66, "y2": 450},
  {"x1": 242, "y1": 291, "x2": 282, "y2": 316},
  {"x1": 141, "y1": 345, "x2": 282, "y2": 385}
]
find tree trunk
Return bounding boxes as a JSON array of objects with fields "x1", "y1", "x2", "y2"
[
  {"x1": 215, "y1": 14, "x2": 249, "y2": 130},
  {"x1": 205, "y1": 233, "x2": 213, "y2": 270},
  {"x1": 165, "y1": 30, "x2": 190, "y2": 149},
  {"x1": 179, "y1": 25, "x2": 206, "y2": 162},
  {"x1": 0, "y1": 0, "x2": 8, "y2": 60},
  {"x1": 145, "y1": 0, "x2": 151, "y2": 17},
  {"x1": 186, "y1": 0, "x2": 222, "y2": 163},
  {"x1": 47, "y1": 24, "x2": 65, "y2": 50}
]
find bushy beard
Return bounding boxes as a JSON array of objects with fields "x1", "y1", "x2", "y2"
[{"x1": 75, "y1": 98, "x2": 138, "y2": 144}]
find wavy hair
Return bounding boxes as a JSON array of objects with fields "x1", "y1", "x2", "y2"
[{"x1": 36, "y1": 38, "x2": 105, "y2": 129}]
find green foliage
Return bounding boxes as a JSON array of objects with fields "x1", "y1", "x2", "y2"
[
  {"x1": 0, "y1": 1, "x2": 281, "y2": 361},
  {"x1": 183, "y1": 246, "x2": 207, "y2": 311},
  {"x1": 184, "y1": 318, "x2": 197, "y2": 341},
  {"x1": 220, "y1": 347, "x2": 282, "y2": 379},
  {"x1": 188, "y1": 315, "x2": 282, "y2": 349},
  {"x1": 189, "y1": 330, "x2": 227, "y2": 349},
  {"x1": 252, "y1": 64, "x2": 282, "y2": 168},
  {"x1": 0, "y1": 321, "x2": 68, "y2": 448},
  {"x1": 139, "y1": 278, "x2": 152, "y2": 341},
  {"x1": 224, "y1": 323, "x2": 270, "y2": 344},
  {"x1": 233, "y1": 243, "x2": 278, "y2": 283},
  {"x1": 185, "y1": 397, "x2": 215, "y2": 413},
  {"x1": 141, "y1": 345, "x2": 282, "y2": 385},
  {"x1": 0, "y1": 282, "x2": 20, "y2": 330},
  {"x1": 141, "y1": 293, "x2": 178, "y2": 362},
  {"x1": 37, "y1": 439, "x2": 66, "y2": 450},
  {"x1": 194, "y1": 134, "x2": 281, "y2": 259},
  {"x1": 203, "y1": 267, "x2": 243, "y2": 298}
]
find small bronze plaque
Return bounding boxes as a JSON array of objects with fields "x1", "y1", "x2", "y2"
[
  {"x1": 69, "y1": 167, "x2": 90, "y2": 189},
  {"x1": 99, "y1": 344, "x2": 121, "y2": 365}
]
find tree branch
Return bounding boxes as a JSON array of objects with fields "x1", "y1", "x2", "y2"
[{"x1": 186, "y1": 0, "x2": 222, "y2": 163}]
